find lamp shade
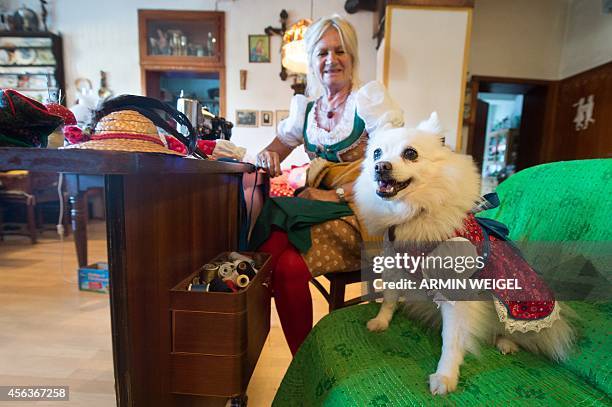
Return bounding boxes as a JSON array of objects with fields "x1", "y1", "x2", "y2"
[{"x1": 281, "y1": 19, "x2": 311, "y2": 74}]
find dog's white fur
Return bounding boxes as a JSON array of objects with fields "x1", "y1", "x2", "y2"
[{"x1": 355, "y1": 113, "x2": 575, "y2": 395}]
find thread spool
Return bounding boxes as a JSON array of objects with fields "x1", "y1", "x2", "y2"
[
  {"x1": 223, "y1": 270, "x2": 240, "y2": 284},
  {"x1": 208, "y1": 277, "x2": 233, "y2": 293},
  {"x1": 236, "y1": 274, "x2": 250, "y2": 288},
  {"x1": 198, "y1": 263, "x2": 219, "y2": 283},
  {"x1": 218, "y1": 262, "x2": 235, "y2": 279},
  {"x1": 224, "y1": 279, "x2": 239, "y2": 292},
  {"x1": 189, "y1": 283, "x2": 208, "y2": 292},
  {"x1": 228, "y1": 252, "x2": 256, "y2": 267},
  {"x1": 235, "y1": 261, "x2": 256, "y2": 279}
]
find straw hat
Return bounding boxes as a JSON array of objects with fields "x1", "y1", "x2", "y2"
[{"x1": 60, "y1": 110, "x2": 185, "y2": 156}]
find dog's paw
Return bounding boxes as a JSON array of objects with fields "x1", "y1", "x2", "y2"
[
  {"x1": 496, "y1": 337, "x2": 519, "y2": 355},
  {"x1": 367, "y1": 317, "x2": 389, "y2": 332},
  {"x1": 429, "y1": 373, "x2": 458, "y2": 395}
]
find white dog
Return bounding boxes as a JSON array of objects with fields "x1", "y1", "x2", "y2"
[{"x1": 354, "y1": 113, "x2": 574, "y2": 395}]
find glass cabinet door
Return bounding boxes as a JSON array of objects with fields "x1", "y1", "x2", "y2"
[{"x1": 139, "y1": 10, "x2": 224, "y2": 67}]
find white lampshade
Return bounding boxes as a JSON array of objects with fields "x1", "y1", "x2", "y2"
[
  {"x1": 282, "y1": 39, "x2": 308, "y2": 74},
  {"x1": 281, "y1": 19, "x2": 311, "y2": 75}
]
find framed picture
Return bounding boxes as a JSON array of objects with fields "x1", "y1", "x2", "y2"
[
  {"x1": 261, "y1": 110, "x2": 273, "y2": 126},
  {"x1": 248, "y1": 34, "x2": 270, "y2": 63},
  {"x1": 236, "y1": 110, "x2": 258, "y2": 127},
  {"x1": 276, "y1": 110, "x2": 290, "y2": 125}
]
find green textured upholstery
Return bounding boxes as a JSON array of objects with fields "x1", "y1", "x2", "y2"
[{"x1": 273, "y1": 159, "x2": 612, "y2": 406}]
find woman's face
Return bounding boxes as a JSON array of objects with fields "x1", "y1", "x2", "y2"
[{"x1": 312, "y1": 28, "x2": 353, "y2": 92}]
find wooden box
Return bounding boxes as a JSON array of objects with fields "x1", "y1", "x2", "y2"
[{"x1": 169, "y1": 252, "x2": 271, "y2": 397}]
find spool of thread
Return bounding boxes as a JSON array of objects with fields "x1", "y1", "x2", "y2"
[
  {"x1": 189, "y1": 283, "x2": 208, "y2": 292},
  {"x1": 236, "y1": 274, "x2": 250, "y2": 288},
  {"x1": 208, "y1": 277, "x2": 232, "y2": 293},
  {"x1": 224, "y1": 279, "x2": 239, "y2": 292},
  {"x1": 235, "y1": 261, "x2": 257, "y2": 279},
  {"x1": 198, "y1": 263, "x2": 219, "y2": 283},
  {"x1": 218, "y1": 262, "x2": 235, "y2": 279},
  {"x1": 222, "y1": 270, "x2": 240, "y2": 284},
  {"x1": 228, "y1": 252, "x2": 256, "y2": 267}
]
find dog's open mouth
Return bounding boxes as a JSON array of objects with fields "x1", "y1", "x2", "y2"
[{"x1": 376, "y1": 178, "x2": 412, "y2": 198}]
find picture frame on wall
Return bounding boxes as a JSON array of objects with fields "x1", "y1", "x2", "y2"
[
  {"x1": 248, "y1": 34, "x2": 270, "y2": 63},
  {"x1": 261, "y1": 110, "x2": 273, "y2": 126},
  {"x1": 276, "y1": 110, "x2": 290, "y2": 126},
  {"x1": 236, "y1": 109, "x2": 258, "y2": 127}
]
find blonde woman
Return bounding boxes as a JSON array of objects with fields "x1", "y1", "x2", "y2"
[{"x1": 251, "y1": 15, "x2": 403, "y2": 355}]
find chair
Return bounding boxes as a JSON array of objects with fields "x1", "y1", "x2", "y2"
[{"x1": 0, "y1": 171, "x2": 70, "y2": 243}]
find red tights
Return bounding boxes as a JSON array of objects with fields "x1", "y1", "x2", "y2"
[{"x1": 258, "y1": 229, "x2": 312, "y2": 355}]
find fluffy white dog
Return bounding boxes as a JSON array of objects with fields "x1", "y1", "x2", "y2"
[{"x1": 354, "y1": 113, "x2": 574, "y2": 395}]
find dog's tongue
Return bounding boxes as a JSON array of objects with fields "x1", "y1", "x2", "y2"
[{"x1": 378, "y1": 180, "x2": 394, "y2": 193}]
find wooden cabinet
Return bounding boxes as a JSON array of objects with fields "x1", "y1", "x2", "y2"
[
  {"x1": 138, "y1": 10, "x2": 226, "y2": 116},
  {"x1": 0, "y1": 32, "x2": 65, "y2": 103}
]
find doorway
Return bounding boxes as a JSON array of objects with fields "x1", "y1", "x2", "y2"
[{"x1": 466, "y1": 76, "x2": 555, "y2": 194}]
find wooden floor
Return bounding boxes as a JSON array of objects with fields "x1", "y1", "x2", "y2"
[{"x1": 0, "y1": 222, "x2": 361, "y2": 406}]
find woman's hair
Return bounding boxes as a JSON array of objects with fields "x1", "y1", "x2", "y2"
[{"x1": 304, "y1": 14, "x2": 360, "y2": 97}]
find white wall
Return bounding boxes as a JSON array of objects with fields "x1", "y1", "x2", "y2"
[
  {"x1": 9, "y1": 0, "x2": 377, "y2": 167},
  {"x1": 469, "y1": 0, "x2": 568, "y2": 80},
  {"x1": 385, "y1": 7, "x2": 470, "y2": 150},
  {"x1": 559, "y1": 0, "x2": 612, "y2": 78}
]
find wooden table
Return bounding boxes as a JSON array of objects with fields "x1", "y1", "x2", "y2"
[{"x1": 0, "y1": 148, "x2": 256, "y2": 406}]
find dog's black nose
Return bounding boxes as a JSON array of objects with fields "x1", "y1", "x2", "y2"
[{"x1": 375, "y1": 161, "x2": 392, "y2": 174}]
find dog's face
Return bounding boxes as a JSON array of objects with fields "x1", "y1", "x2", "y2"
[
  {"x1": 355, "y1": 113, "x2": 480, "y2": 235},
  {"x1": 365, "y1": 127, "x2": 445, "y2": 201}
]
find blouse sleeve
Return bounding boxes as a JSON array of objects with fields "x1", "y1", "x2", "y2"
[
  {"x1": 277, "y1": 94, "x2": 308, "y2": 148},
  {"x1": 355, "y1": 81, "x2": 404, "y2": 137}
]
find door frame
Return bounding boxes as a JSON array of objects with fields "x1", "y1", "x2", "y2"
[{"x1": 466, "y1": 75, "x2": 557, "y2": 167}]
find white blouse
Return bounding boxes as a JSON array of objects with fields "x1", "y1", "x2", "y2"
[{"x1": 277, "y1": 81, "x2": 404, "y2": 148}]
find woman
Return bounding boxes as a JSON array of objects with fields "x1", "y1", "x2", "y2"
[{"x1": 251, "y1": 15, "x2": 403, "y2": 355}]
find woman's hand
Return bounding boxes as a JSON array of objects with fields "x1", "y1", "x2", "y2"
[
  {"x1": 297, "y1": 187, "x2": 339, "y2": 202},
  {"x1": 256, "y1": 150, "x2": 282, "y2": 178}
]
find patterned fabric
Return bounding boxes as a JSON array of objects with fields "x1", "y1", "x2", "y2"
[
  {"x1": 273, "y1": 159, "x2": 612, "y2": 405},
  {"x1": 273, "y1": 302, "x2": 611, "y2": 406},
  {"x1": 456, "y1": 214, "x2": 557, "y2": 327}
]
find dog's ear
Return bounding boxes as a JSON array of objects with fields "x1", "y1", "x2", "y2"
[
  {"x1": 417, "y1": 112, "x2": 445, "y2": 144},
  {"x1": 417, "y1": 112, "x2": 442, "y2": 134}
]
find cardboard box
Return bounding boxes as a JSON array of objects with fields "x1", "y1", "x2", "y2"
[{"x1": 78, "y1": 262, "x2": 109, "y2": 293}]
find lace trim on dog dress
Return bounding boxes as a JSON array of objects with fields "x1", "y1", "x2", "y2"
[{"x1": 455, "y1": 214, "x2": 560, "y2": 333}]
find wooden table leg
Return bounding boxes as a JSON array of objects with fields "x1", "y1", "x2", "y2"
[{"x1": 69, "y1": 190, "x2": 88, "y2": 268}]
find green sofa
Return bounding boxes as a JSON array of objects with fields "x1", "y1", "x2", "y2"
[{"x1": 273, "y1": 159, "x2": 612, "y2": 406}]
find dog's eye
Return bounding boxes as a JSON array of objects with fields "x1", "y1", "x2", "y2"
[
  {"x1": 373, "y1": 148, "x2": 382, "y2": 161},
  {"x1": 402, "y1": 148, "x2": 418, "y2": 161}
]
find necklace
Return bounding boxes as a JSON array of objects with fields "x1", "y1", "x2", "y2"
[{"x1": 321, "y1": 94, "x2": 349, "y2": 119}]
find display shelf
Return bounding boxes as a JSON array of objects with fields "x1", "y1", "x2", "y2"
[{"x1": 0, "y1": 32, "x2": 64, "y2": 104}]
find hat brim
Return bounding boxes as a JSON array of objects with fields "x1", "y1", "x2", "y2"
[{"x1": 59, "y1": 138, "x2": 185, "y2": 156}]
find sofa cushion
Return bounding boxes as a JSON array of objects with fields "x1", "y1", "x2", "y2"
[{"x1": 274, "y1": 303, "x2": 611, "y2": 406}]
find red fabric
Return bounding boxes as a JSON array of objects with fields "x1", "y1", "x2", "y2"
[
  {"x1": 63, "y1": 125, "x2": 86, "y2": 144},
  {"x1": 197, "y1": 139, "x2": 216, "y2": 156},
  {"x1": 455, "y1": 214, "x2": 555, "y2": 321},
  {"x1": 45, "y1": 102, "x2": 77, "y2": 125},
  {"x1": 258, "y1": 229, "x2": 313, "y2": 355},
  {"x1": 165, "y1": 135, "x2": 188, "y2": 155}
]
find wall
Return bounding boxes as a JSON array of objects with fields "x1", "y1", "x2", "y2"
[
  {"x1": 8, "y1": 0, "x2": 377, "y2": 167},
  {"x1": 550, "y1": 61, "x2": 612, "y2": 161},
  {"x1": 385, "y1": 7, "x2": 470, "y2": 150},
  {"x1": 559, "y1": 0, "x2": 612, "y2": 78},
  {"x1": 469, "y1": 0, "x2": 567, "y2": 80}
]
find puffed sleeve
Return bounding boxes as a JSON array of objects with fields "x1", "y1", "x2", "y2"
[
  {"x1": 355, "y1": 81, "x2": 404, "y2": 136},
  {"x1": 276, "y1": 94, "x2": 308, "y2": 148}
]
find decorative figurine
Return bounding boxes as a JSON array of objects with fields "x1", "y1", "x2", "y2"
[{"x1": 40, "y1": 0, "x2": 48, "y2": 32}]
